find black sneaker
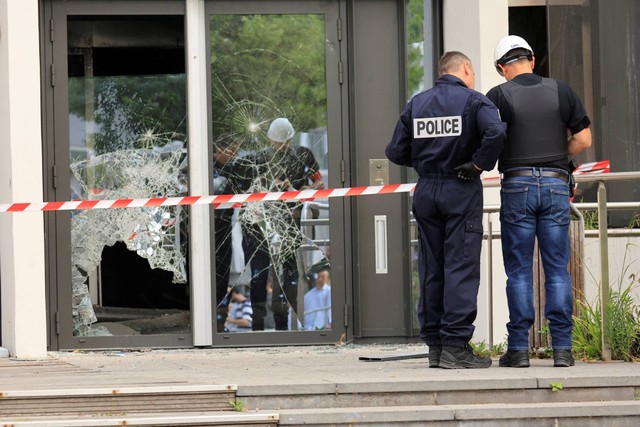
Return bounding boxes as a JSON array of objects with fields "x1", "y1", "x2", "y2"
[
  {"x1": 439, "y1": 344, "x2": 492, "y2": 369},
  {"x1": 428, "y1": 345, "x2": 442, "y2": 368},
  {"x1": 498, "y1": 349, "x2": 530, "y2": 368},
  {"x1": 553, "y1": 349, "x2": 575, "y2": 367}
]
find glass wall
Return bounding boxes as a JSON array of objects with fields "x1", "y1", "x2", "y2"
[{"x1": 548, "y1": 0, "x2": 640, "y2": 226}]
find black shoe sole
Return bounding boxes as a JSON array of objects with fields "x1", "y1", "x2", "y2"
[
  {"x1": 553, "y1": 360, "x2": 575, "y2": 367},
  {"x1": 429, "y1": 360, "x2": 440, "y2": 368},
  {"x1": 439, "y1": 358, "x2": 492, "y2": 369}
]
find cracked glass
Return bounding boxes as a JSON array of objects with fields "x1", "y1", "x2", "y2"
[
  {"x1": 210, "y1": 13, "x2": 333, "y2": 333},
  {"x1": 67, "y1": 16, "x2": 190, "y2": 337}
]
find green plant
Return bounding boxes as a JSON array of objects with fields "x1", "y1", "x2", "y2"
[
  {"x1": 229, "y1": 399, "x2": 246, "y2": 412},
  {"x1": 572, "y1": 297, "x2": 603, "y2": 360},
  {"x1": 469, "y1": 340, "x2": 490, "y2": 357},
  {"x1": 573, "y1": 242, "x2": 640, "y2": 361},
  {"x1": 550, "y1": 382, "x2": 564, "y2": 392},
  {"x1": 469, "y1": 340, "x2": 494, "y2": 357},
  {"x1": 582, "y1": 210, "x2": 599, "y2": 230},
  {"x1": 469, "y1": 340, "x2": 507, "y2": 358},
  {"x1": 491, "y1": 341, "x2": 506, "y2": 356},
  {"x1": 573, "y1": 289, "x2": 640, "y2": 361}
]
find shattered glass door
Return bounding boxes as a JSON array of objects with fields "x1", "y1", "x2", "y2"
[
  {"x1": 210, "y1": 9, "x2": 339, "y2": 334},
  {"x1": 67, "y1": 16, "x2": 190, "y2": 337}
]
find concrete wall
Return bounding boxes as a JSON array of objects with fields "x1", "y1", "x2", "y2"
[
  {"x1": 583, "y1": 236, "x2": 640, "y2": 307},
  {"x1": 442, "y1": 0, "x2": 509, "y2": 346},
  {"x1": 0, "y1": 0, "x2": 47, "y2": 358}
]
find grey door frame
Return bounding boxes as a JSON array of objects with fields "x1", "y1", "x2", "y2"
[
  {"x1": 205, "y1": 0, "x2": 350, "y2": 347},
  {"x1": 346, "y1": 0, "x2": 414, "y2": 339},
  {"x1": 43, "y1": 0, "x2": 192, "y2": 350}
]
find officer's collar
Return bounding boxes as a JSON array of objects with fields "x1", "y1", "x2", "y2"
[{"x1": 437, "y1": 74, "x2": 468, "y2": 88}]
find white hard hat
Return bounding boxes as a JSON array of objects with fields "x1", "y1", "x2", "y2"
[
  {"x1": 267, "y1": 118, "x2": 295, "y2": 143},
  {"x1": 494, "y1": 35, "x2": 534, "y2": 73}
]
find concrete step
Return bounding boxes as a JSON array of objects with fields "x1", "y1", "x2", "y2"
[
  {"x1": 0, "y1": 385, "x2": 237, "y2": 418},
  {"x1": 0, "y1": 411, "x2": 278, "y2": 426},
  {"x1": 277, "y1": 400, "x2": 640, "y2": 426},
  {"x1": 238, "y1": 376, "x2": 640, "y2": 410}
]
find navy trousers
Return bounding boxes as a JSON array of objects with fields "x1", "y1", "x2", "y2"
[{"x1": 413, "y1": 175, "x2": 484, "y2": 348}]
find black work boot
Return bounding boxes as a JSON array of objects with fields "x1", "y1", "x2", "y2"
[
  {"x1": 499, "y1": 350, "x2": 530, "y2": 368},
  {"x1": 439, "y1": 344, "x2": 492, "y2": 369},
  {"x1": 553, "y1": 349, "x2": 575, "y2": 367},
  {"x1": 428, "y1": 345, "x2": 442, "y2": 368}
]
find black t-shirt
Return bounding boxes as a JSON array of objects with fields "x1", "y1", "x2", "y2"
[{"x1": 486, "y1": 73, "x2": 591, "y2": 171}]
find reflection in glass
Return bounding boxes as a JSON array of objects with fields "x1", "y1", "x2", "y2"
[
  {"x1": 68, "y1": 74, "x2": 189, "y2": 336},
  {"x1": 210, "y1": 14, "x2": 331, "y2": 332}
]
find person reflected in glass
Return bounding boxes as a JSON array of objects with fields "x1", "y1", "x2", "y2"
[
  {"x1": 212, "y1": 136, "x2": 240, "y2": 332},
  {"x1": 240, "y1": 117, "x2": 324, "y2": 331},
  {"x1": 303, "y1": 267, "x2": 332, "y2": 331},
  {"x1": 224, "y1": 287, "x2": 253, "y2": 332}
]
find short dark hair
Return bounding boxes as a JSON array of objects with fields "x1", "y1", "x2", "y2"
[{"x1": 439, "y1": 51, "x2": 471, "y2": 76}]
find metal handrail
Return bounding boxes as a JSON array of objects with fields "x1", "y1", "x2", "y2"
[
  {"x1": 411, "y1": 171, "x2": 640, "y2": 354},
  {"x1": 301, "y1": 171, "x2": 640, "y2": 358}
]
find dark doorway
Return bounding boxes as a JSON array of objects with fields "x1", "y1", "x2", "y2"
[{"x1": 509, "y1": 6, "x2": 549, "y2": 77}]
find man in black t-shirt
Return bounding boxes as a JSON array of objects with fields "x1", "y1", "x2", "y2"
[{"x1": 487, "y1": 35, "x2": 592, "y2": 368}]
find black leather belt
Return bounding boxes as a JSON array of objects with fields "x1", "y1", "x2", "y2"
[{"x1": 502, "y1": 170, "x2": 569, "y2": 182}]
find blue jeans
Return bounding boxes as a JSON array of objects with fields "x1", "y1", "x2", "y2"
[{"x1": 500, "y1": 167, "x2": 573, "y2": 350}]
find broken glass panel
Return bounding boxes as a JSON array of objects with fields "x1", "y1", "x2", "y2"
[
  {"x1": 210, "y1": 13, "x2": 332, "y2": 332},
  {"x1": 68, "y1": 74, "x2": 188, "y2": 336}
]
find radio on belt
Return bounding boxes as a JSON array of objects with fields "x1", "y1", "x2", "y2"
[{"x1": 413, "y1": 115, "x2": 462, "y2": 138}]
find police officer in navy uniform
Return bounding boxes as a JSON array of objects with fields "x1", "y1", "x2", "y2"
[
  {"x1": 487, "y1": 36, "x2": 592, "y2": 368},
  {"x1": 386, "y1": 51, "x2": 506, "y2": 369}
]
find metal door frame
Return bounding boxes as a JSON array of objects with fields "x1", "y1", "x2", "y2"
[
  {"x1": 205, "y1": 0, "x2": 351, "y2": 346},
  {"x1": 42, "y1": 0, "x2": 351, "y2": 350},
  {"x1": 43, "y1": 0, "x2": 192, "y2": 350}
]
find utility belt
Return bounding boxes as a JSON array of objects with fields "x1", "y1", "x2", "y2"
[{"x1": 415, "y1": 166, "x2": 458, "y2": 179}]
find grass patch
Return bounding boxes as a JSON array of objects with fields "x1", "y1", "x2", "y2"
[{"x1": 573, "y1": 242, "x2": 640, "y2": 361}]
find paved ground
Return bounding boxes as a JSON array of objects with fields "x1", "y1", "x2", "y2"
[{"x1": 1, "y1": 343, "x2": 639, "y2": 392}]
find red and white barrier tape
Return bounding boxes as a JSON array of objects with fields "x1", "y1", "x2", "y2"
[
  {"x1": 0, "y1": 160, "x2": 612, "y2": 214},
  {"x1": 574, "y1": 160, "x2": 610, "y2": 174},
  {"x1": 0, "y1": 183, "x2": 417, "y2": 213}
]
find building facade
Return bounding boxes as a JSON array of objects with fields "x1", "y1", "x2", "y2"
[{"x1": 1, "y1": 0, "x2": 636, "y2": 358}]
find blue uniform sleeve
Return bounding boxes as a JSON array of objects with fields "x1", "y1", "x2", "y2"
[
  {"x1": 385, "y1": 100, "x2": 414, "y2": 167},
  {"x1": 471, "y1": 97, "x2": 507, "y2": 171}
]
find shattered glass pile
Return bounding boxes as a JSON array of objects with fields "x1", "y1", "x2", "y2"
[{"x1": 70, "y1": 140, "x2": 188, "y2": 336}]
